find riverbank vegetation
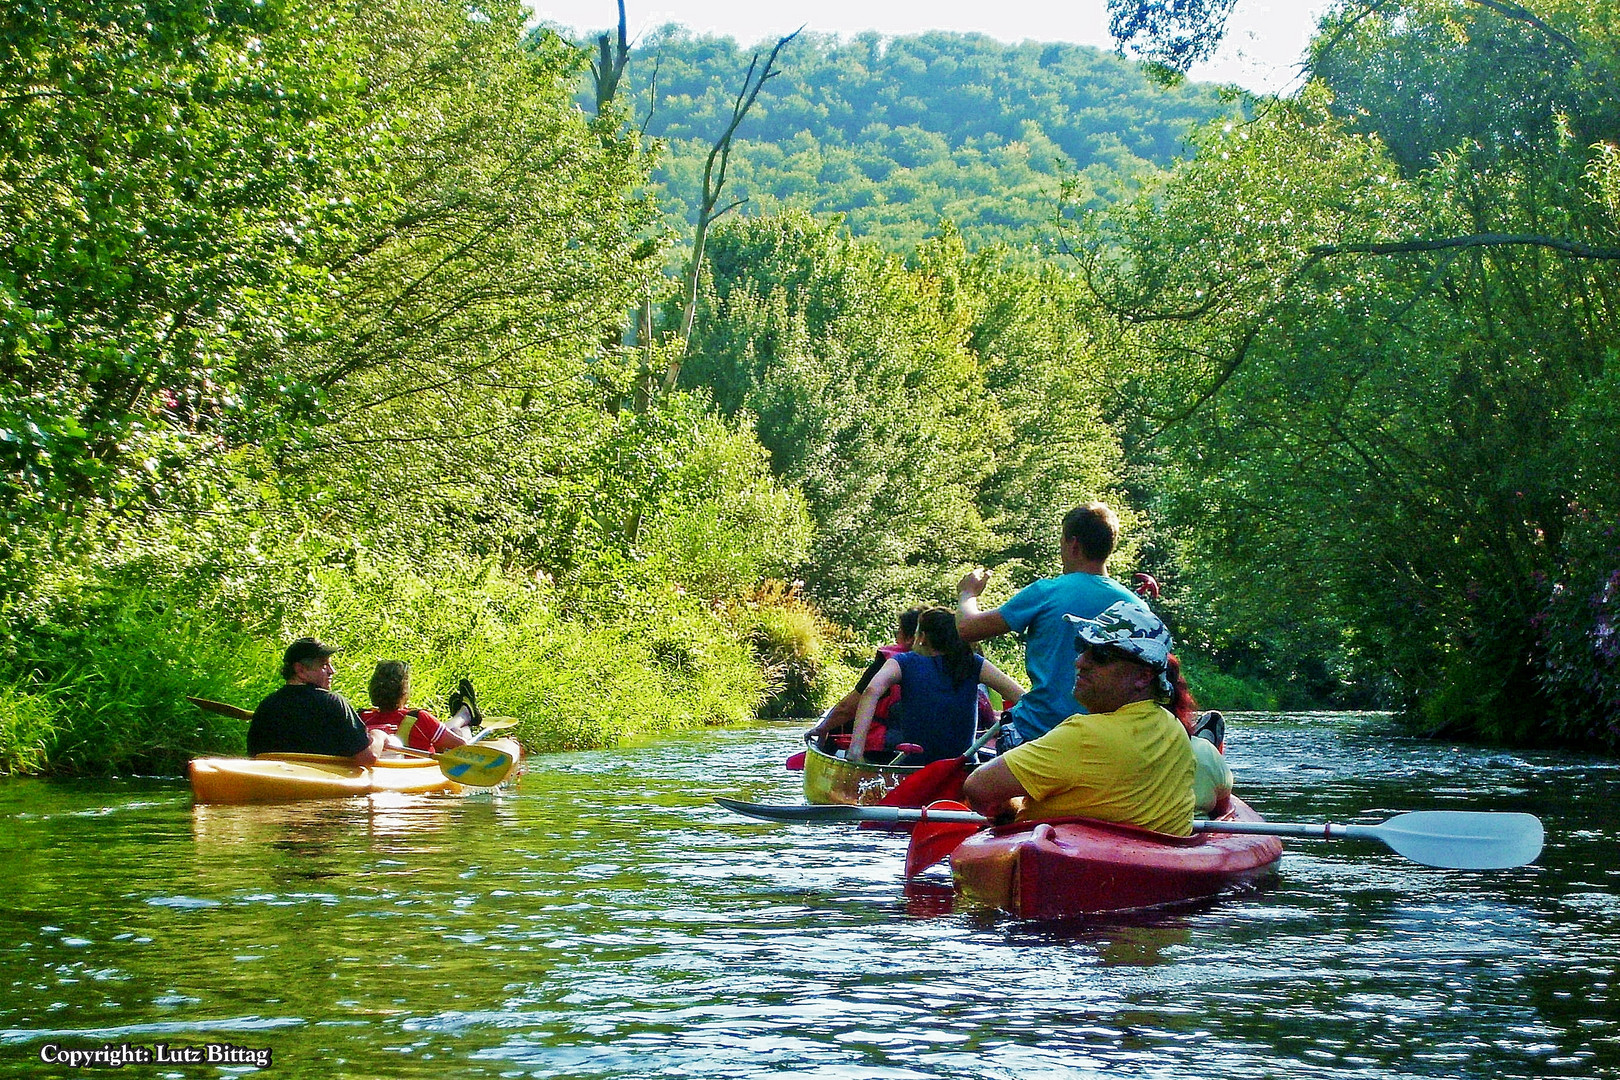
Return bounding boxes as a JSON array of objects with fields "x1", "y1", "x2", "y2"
[
  {"x1": 2, "y1": 1, "x2": 1616, "y2": 773},
  {"x1": 1084, "y1": 0, "x2": 1620, "y2": 748},
  {"x1": 0, "y1": 0, "x2": 811, "y2": 772}
]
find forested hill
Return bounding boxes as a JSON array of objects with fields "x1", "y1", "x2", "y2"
[{"x1": 567, "y1": 27, "x2": 1245, "y2": 252}]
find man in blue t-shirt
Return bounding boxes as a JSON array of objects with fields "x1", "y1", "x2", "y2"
[{"x1": 956, "y1": 503, "x2": 1138, "y2": 749}]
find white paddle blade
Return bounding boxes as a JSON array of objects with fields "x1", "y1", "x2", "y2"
[{"x1": 1374, "y1": 811, "x2": 1544, "y2": 869}]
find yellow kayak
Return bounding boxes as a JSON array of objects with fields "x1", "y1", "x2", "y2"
[
  {"x1": 188, "y1": 738, "x2": 520, "y2": 804},
  {"x1": 802, "y1": 742, "x2": 922, "y2": 805}
]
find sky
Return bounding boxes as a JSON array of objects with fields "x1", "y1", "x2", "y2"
[{"x1": 524, "y1": 1, "x2": 1335, "y2": 95}]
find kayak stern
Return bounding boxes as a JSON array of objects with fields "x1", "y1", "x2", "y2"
[
  {"x1": 951, "y1": 795, "x2": 1282, "y2": 918},
  {"x1": 802, "y1": 742, "x2": 921, "y2": 805}
]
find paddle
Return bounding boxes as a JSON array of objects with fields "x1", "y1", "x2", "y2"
[
  {"x1": 717, "y1": 798, "x2": 982, "y2": 824},
  {"x1": 1195, "y1": 812, "x2": 1545, "y2": 871},
  {"x1": 187, "y1": 695, "x2": 255, "y2": 722},
  {"x1": 466, "y1": 716, "x2": 518, "y2": 742},
  {"x1": 712, "y1": 799, "x2": 1546, "y2": 870},
  {"x1": 187, "y1": 696, "x2": 519, "y2": 787},
  {"x1": 877, "y1": 721, "x2": 1001, "y2": 808},
  {"x1": 386, "y1": 742, "x2": 517, "y2": 787},
  {"x1": 904, "y1": 800, "x2": 980, "y2": 877}
]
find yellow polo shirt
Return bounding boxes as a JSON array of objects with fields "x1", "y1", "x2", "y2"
[{"x1": 1002, "y1": 699, "x2": 1195, "y2": 835}]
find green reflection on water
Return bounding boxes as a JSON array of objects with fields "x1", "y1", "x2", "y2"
[{"x1": 0, "y1": 718, "x2": 1616, "y2": 1079}]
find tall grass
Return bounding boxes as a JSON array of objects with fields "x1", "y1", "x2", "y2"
[
  {"x1": 0, "y1": 580, "x2": 277, "y2": 774},
  {"x1": 0, "y1": 685, "x2": 56, "y2": 774},
  {"x1": 0, "y1": 547, "x2": 774, "y2": 774}
]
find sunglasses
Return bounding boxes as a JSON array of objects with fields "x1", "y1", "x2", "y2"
[{"x1": 1078, "y1": 640, "x2": 1138, "y2": 666}]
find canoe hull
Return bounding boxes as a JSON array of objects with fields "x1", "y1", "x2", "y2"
[
  {"x1": 802, "y1": 743, "x2": 921, "y2": 805},
  {"x1": 187, "y1": 740, "x2": 521, "y2": 804},
  {"x1": 950, "y1": 795, "x2": 1282, "y2": 918}
]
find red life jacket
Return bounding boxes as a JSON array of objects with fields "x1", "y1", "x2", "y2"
[
  {"x1": 873, "y1": 642, "x2": 905, "y2": 721},
  {"x1": 361, "y1": 707, "x2": 449, "y2": 752}
]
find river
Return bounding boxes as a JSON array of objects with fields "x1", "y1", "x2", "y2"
[{"x1": 1, "y1": 713, "x2": 1615, "y2": 1079}]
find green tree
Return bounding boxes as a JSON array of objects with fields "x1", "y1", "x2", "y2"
[
  {"x1": 906, "y1": 229, "x2": 1134, "y2": 585},
  {"x1": 1081, "y1": 1, "x2": 1620, "y2": 744},
  {"x1": 276, "y1": 3, "x2": 661, "y2": 557},
  {"x1": 571, "y1": 26, "x2": 1242, "y2": 255},
  {"x1": 0, "y1": 0, "x2": 364, "y2": 576},
  {"x1": 680, "y1": 212, "x2": 999, "y2": 629}
]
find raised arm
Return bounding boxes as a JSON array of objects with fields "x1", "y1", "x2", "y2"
[{"x1": 956, "y1": 567, "x2": 1012, "y2": 643}]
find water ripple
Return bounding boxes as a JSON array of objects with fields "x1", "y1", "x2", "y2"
[{"x1": 0, "y1": 716, "x2": 1614, "y2": 1078}]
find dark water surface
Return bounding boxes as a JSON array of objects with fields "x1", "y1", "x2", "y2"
[{"x1": 1, "y1": 714, "x2": 1616, "y2": 1079}]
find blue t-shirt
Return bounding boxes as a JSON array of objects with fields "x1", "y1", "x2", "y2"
[
  {"x1": 888, "y1": 651, "x2": 984, "y2": 763},
  {"x1": 998, "y1": 572, "x2": 1138, "y2": 741}
]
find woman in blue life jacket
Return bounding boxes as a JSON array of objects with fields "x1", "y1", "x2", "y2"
[{"x1": 848, "y1": 606, "x2": 1024, "y2": 765}]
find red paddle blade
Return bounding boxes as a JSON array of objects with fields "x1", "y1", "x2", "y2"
[
  {"x1": 785, "y1": 751, "x2": 807, "y2": 771},
  {"x1": 878, "y1": 756, "x2": 970, "y2": 807},
  {"x1": 904, "y1": 800, "x2": 981, "y2": 878}
]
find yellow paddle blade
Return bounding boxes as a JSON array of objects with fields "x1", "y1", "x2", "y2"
[
  {"x1": 431, "y1": 743, "x2": 517, "y2": 787},
  {"x1": 466, "y1": 717, "x2": 519, "y2": 742}
]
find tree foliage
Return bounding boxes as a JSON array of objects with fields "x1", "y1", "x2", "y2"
[
  {"x1": 1083, "y1": 1, "x2": 1620, "y2": 745},
  {"x1": 551, "y1": 26, "x2": 1244, "y2": 254},
  {"x1": 1106, "y1": 0, "x2": 1242, "y2": 71},
  {"x1": 0, "y1": 0, "x2": 361, "y2": 561},
  {"x1": 680, "y1": 212, "x2": 1130, "y2": 632}
]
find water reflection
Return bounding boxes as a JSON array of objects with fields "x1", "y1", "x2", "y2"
[{"x1": 0, "y1": 716, "x2": 1616, "y2": 1078}]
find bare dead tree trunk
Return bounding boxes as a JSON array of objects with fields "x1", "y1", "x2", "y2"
[
  {"x1": 664, "y1": 28, "x2": 802, "y2": 394},
  {"x1": 590, "y1": 0, "x2": 630, "y2": 115}
]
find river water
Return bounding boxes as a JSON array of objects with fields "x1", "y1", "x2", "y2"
[{"x1": 1, "y1": 713, "x2": 1615, "y2": 1079}]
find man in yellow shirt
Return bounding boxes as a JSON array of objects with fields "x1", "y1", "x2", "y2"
[{"x1": 962, "y1": 600, "x2": 1194, "y2": 836}]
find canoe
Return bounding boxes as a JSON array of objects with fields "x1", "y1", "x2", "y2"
[
  {"x1": 188, "y1": 738, "x2": 521, "y2": 804},
  {"x1": 949, "y1": 795, "x2": 1282, "y2": 918},
  {"x1": 802, "y1": 741, "x2": 923, "y2": 805}
]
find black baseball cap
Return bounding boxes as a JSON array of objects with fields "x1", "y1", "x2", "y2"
[{"x1": 283, "y1": 637, "x2": 340, "y2": 668}]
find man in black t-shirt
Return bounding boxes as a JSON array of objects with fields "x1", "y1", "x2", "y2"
[{"x1": 247, "y1": 637, "x2": 388, "y2": 763}]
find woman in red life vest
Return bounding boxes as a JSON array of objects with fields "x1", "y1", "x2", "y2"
[{"x1": 359, "y1": 660, "x2": 474, "y2": 753}]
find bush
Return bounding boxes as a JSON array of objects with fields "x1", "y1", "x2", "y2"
[
  {"x1": 1536, "y1": 519, "x2": 1620, "y2": 751},
  {"x1": 1179, "y1": 654, "x2": 1279, "y2": 712},
  {"x1": 273, "y1": 556, "x2": 771, "y2": 753},
  {"x1": 735, "y1": 581, "x2": 852, "y2": 718}
]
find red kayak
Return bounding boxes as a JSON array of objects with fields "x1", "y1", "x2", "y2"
[{"x1": 950, "y1": 795, "x2": 1282, "y2": 918}]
